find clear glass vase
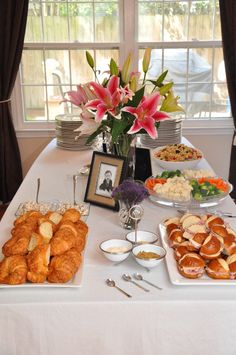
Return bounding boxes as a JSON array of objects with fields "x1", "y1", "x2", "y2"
[{"x1": 118, "y1": 201, "x2": 141, "y2": 230}]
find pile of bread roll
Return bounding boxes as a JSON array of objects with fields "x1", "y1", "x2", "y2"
[
  {"x1": 164, "y1": 213, "x2": 236, "y2": 279},
  {"x1": 0, "y1": 208, "x2": 88, "y2": 285}
]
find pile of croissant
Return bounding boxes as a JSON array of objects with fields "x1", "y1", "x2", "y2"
[
  {"x1": 164, "y1": 213, "x2": 236, "y2": 279},
  {"x1": 0, "y1": 208, "x2": 88, "y2": 285}
]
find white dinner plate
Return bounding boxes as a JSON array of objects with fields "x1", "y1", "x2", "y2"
[{"x1": 159, "y1": 223, "x2": 236, "y2": 286}]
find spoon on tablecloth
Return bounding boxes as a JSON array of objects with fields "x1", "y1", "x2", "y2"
[
  {"x1": 133, "y1": 273, "x2": 162, "y2": 290},
  {"x1": 122, "y1": 274, "x2": 150, "y2": 292},
  {"x1": 106, "y1": 279, "x2": 132, "y2": 298}
]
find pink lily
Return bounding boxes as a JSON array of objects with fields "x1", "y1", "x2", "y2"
[
  {"x1": 63, "y1": 84, "x2": 93, "y2": 106},
  {"x1": 85, "y1": 75, "x2": 122, "y2": 122},
  {"x1": 122, "y1": 92, "x2": 169, "y2": 139},
  {"x1": 118, "y1": 85, "x2": 134, "y2": 104}
]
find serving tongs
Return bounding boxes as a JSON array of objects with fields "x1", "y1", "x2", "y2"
[
  {"x1": 177, "y1": 209, "x2": 236, "y2": 218},
  {"x1": 36, "y1": 177, "x2": 40, "y2": 203}
]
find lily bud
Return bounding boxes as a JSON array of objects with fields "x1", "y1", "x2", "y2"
[
  {"x1": 130, "y1": 76, "x2": 138, "y2": 92},
  {"x1": 142, "y1": 48, "x2": 151, "y2": 73},
  {"x1": 110, "y1": 58, "x2": 119, "y2": 76},
  {"x1": 86, "y1": 51, "x2": 95, "y2": 69},
  {"x1": 121, "y1": 53, "x2": 132, "y2": 84}
]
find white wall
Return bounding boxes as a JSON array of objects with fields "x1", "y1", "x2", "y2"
[{"x1": 17, "y1": 134, "x2": 233, "y2": 180}]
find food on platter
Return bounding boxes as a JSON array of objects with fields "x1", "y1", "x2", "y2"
[
  {"x1": 206, "y1": 258, "x2": 230, "y2": 279},
  {"x1": 178, "y1": 253, "x2": 205, "y2": 279},
  {"x1": 0, "y1": 208, "x2": 88, "y2": 285},
  {"x1": 163, "y1": 213, "x2": 236, "y2": 280},
  {"x1": 154, "y1": 144, "x2": 202, "y2": 162},
  {"x1": 152, "y1": 176, "x2": 193, "y2": 202},
  {"x1": 182, "y1": 169, "x2": 215, "y2": 179},
  {"x1": 15, "y1": 201, "x2": 89, "y2": 217},
  {"x1": 145, "y1": 173, "x2": 231, "y2": 204}
]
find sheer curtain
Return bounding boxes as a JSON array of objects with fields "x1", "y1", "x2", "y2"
[
  {"x1": 0, "y1": 1, "x2": 29, "y2": 203},
  {"x1": 219, "y1": 1, "x2": 236, "y2": 198}
]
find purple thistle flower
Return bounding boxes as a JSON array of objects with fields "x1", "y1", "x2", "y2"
[{"x1": 112, "y1": 179, "x2": 149, "y2": 208}]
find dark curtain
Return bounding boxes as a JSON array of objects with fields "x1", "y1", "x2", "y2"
[
  {"x1": 219, "y1": 1, "x2": 236, "y2": 198},
  {"x1": 0, "y1": 1, "x2": 29, "y2": 203}
]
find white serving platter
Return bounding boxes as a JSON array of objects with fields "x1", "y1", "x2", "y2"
[{"x1": 159, "y1": 223, "x2": 236, "y2": 286}]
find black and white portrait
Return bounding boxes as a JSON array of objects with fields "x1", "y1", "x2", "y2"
[{"x1": 96, "y1": 163, "x2": 117, "y2": 197}]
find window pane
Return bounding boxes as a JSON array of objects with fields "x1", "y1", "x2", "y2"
[
  {"x1": 25, "y1": 3, "x2": 43, "y2": 42},
  {"x1": 69, "y1": 3, "x2": 93, "y2": 42},
  {"x1": 23, "y1": 86, "x2": 46, "y2": 122},
  {"x1": 214, "y1": 48, "x2": 225, "y2": 82},
  {"x1": 44, "y1": 50, "x2": 70, "y2": 86},
  {"x1": 138, "y1": 2, "x2": 163, "y2": 42},
  {"x1": 163, "y1": 1, "x2": 188, "y2": 41},
  {"x1": 214, "y1": 1, "x2": 221, "y2": 40},
  {"x1": 71, "y1": 50, "x2": 95, "y2": 84},
  {"x1": 189, "y1": 1, "x2": 214, "y2": 40},
  {"x1": 42, "y1": 2, "x2": 69, "y2": 42},
  {"x1": 96, "y1": 49, "x2": 119, "y2": 81},
  {"x1": 95, "y1": 3, "x2": 119, "y2": 42},
  {"x1": 212, "y1": 83, "x2": 231, "y2": 118},
  {"x1": 21, "y1": 50, "x2": 45, "y2": 84}
]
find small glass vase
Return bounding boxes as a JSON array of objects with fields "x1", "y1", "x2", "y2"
[{"x1": 118, "y1": 201, "x2": 142, "y2": 230}]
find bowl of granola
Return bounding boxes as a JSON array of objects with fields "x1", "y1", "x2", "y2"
[{"x1": 153, "y1": 144, "x2": 203, "y2": 170}]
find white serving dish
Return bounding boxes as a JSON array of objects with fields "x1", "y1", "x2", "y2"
[
  {"x1": 159, "y1": 222, "x2": 236, "y2": 285},
  {"x1": 99, "y1": 239, "x2": 133, "y2": 262},
  {"x1": 152, "y1": 146, "x2": 203, "y2": 170},
  {"x1": 132, "y1": 244, "x2": 166, "y2": 268},
  {"x1": 125, "y1": 230, "x2": 159, "y2": 245}
]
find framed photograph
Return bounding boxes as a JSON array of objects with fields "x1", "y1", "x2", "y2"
[{"x1": 84, "y1": 152, "x2": 127, "y2": 210}]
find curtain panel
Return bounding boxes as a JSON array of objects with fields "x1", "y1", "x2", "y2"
[
  {"x1": 219, "y1": 1, "x2": 236, "y2": 198},
  {"x1": 0, "y1": 1, "x2": 29, "y2": 203}
]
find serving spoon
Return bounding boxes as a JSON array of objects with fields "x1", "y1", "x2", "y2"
[
  {"x1": 106, "y1": 279, "x2": 132, "y2": 298},
  {"x1": 122, "y1": 274, "x2": 150, "y2": 292},
  {"x1": 133, "y1": 273, "x2": 162, "y2": 290}
]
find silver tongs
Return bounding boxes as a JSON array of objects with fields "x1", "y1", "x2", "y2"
[{"x1": 177, "y1": 209, "x2": 236, "y2": 218}]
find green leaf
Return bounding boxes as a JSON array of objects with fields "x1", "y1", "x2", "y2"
[
  {"x1": 156, "y1": 70, "x2": 168, "y2": 86},
  {"x1": 86, "y1": 51, "x2": 94, "y2": 69},
  {"x1": 158, "y1": 82, "x2": 173, "y2": 96},
  {"x1": 85, "y1": 126, "x2": 104, "y2": 145},
  {"x1": 111, "y1": 114, "x2": 132, "y2": 141},
  {"x1": 148, "y1": 70, "x2": 169, "y2": 88},
  {"x1": 126, "y1": 86, "x2": 145, "y2": 107},
  {"x1": 110, "y1": 58, "x2": 119, "y2": 76}
]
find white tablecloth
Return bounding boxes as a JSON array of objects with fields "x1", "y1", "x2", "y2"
[{"x1": 1, "y1": 139, "x2": 236, "y2": 355}]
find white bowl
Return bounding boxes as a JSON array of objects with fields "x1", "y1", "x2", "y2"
[
  {"x1": 125, "y1": 230, "x2": 159, "y2": 245},
  {"x1": 132, "y1": 244, "x2": 166, "y2": 268},
  {"x1": 99, "y1": 239, "x2": 133, "y2": 262},
  {"x1": 152, "y1": 146, "x2": 203, "y2": 170}
]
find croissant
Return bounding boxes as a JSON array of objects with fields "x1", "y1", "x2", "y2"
[
  {"x1": 27, "y1": 244, "x2": 50, "y2": 276},
  {"x1": 59, "y1": 220, "x2": 78, "y2": 237},
  {"x1": 2, "y1": 234, "x2": 31, "y2": 256},
  {"x1": 47, "y1": 248, "x2": 81, "y2": 283},
  {"x1": 27, "y1": 271, "x2": 47, "y2": 283},
  {"x1": 0, "y1": 255, "x2": 28, "y2": 284},
  {"x1": 50, "y1": 228, "x2": 77, "y2": 256},
  {"x1": 61, "y1": 208, "x2": 81, "y2": 223}
]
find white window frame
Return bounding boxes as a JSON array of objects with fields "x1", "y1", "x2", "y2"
[{"x1": 12, "y1": 0, "x2": 234, "y2": 138}]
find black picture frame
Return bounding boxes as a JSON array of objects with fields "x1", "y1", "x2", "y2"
[{"x1": 84, "y1": 152, "x2": 127, "y2": 211}]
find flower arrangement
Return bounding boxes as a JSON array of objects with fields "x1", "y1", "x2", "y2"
[
  {"x1": 63, "y1": 49, "x2": 184, "y2": 156},
  {"x1": 111, "y1": 180, "x2": 149, "y2": 209}
]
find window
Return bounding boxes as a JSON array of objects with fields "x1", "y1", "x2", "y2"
[{"x1": 12, "y1": 0, "x2": 232, "y2": 134}]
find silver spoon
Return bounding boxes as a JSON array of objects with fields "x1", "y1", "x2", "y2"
[
  {"x1": 106, "y1": 279, "x2": 132, "y2": 298},
  {"x1": 122, "y1": 274, "x2": 150, "y2": 292},
  {"x1": 36, "y1": 178, "x2": 40, "y2": 203},
  {"x1": 133, "y1": 273, "x2": 162, "y2": 290}
]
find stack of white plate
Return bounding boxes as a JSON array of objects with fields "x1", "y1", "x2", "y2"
[
  {"x1": 55, "y1": 114, "x2": 91, "y2": 151},
  {"x1": 140, "y1": 118, "x2": 182, "y2": 149}
]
